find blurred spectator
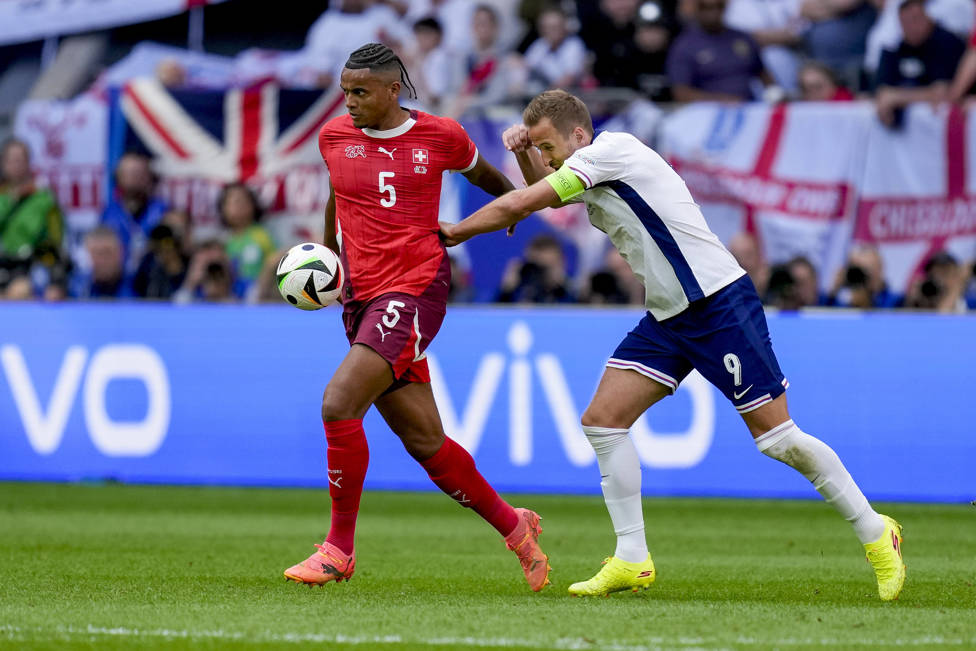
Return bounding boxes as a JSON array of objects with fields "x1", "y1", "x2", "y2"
[
  {"x1": 155, "y1": 58, "x2": 188, "y2": 88},
  {"x1": 963, "y1": 259, "x2": 976, "y2": 309},
  {"x1": 581, "y1": 247, "x2": 644, "y2": 304},
  {"x1": 728, "y1": 231, "x2": 770, "y2": 297},
  {"x1": 101, "y1": 152, "x2": 168, "y2": 275},
  {"x1": 764, "y1": 264, "x2": 799, "y2": 308},
  {"x1": 522, "y1": 5, "x2": 587, "y2": 92},
  {"x1": 132, "y1": 225, "x2": 188, "y2": 300},
  {"x1": 724, "y1": 0, "x2": 805, "y2": 91},
  {"x1": 829, "y1": 245, "x2": 900, "y2": 307},
  {"x1": 578, "y1": 0, "x2": 644, "y2": 89},
  {"x1": 875, "y1": 0, "x2": 965, "y2": 128},
  {"x1": 763, "y1": 256, "x2": 821, "y2": 309},
  {"x1": 903, "y1": 250, "x2": 968, "y2": 312},
  {"x1": 448, "y1": 254, "x2": 476, "y2": 302},
  {"x1": 865, "y1": 0, "x2": 972, "y2": 78},
  {"x1": 497, "y1": 233, "x2": 575, "y2": 303},
  {"x1": 406, "y1": 0, "x2": 524, "y2": 53},
  {"x1": 446, "y1": 5, "x2": 527, "y2": 117},
  {"x1": 219, "y1": 183, "x2": 275, "y2": 298},
  {"x1": 667, "y1": 0, "x2": 779, "y2": 102},
  {"x1": 516, "y1": 0, "x2": 574, "y2": 51},
  {"x1": 3, "y1": 275, "x2": 34, "y2": 300},
  {"x1": 801, "y1": 0, "x2": 877, "y2": 89},
  {"x1": 0, "y1": 138, "x2": 66, "y2": 297},
  {"x1": 73, "y1": 227, "x2": 133, "y2": 299},
  {"x1": 402, "y1": 17, "x2": 462, "y2": 111},
  {"x1": 160, "y1": 209, "x2": 195, "y2": 258},
  {"x1": 302, "y1": 0, "x2": 413, "y2": 88},
  {"x1": 633, "y1": 4, "x2": 676, "y2": 100},
  {"x1": 174, "y1": 240, "x2": 236, "y2": 303},
  {"x1": 787, "y1": 256, "x2": 823, "y2": 306},
  {"x1": 797, "y1": 60, "x2": 855, "y2": 99},
  {"x1": 949, "y1": 25, "x2": 976, "y2": 103},
  {"x1": 405, "y1": 0, "x2": 476, "y2": 54}
]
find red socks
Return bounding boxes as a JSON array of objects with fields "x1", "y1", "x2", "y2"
[
  {"x1": 421, "y1": 437, "x2": 520, "y2": 537},
  {"x1": 323, "y1": 419, "x2": 369, "y2": 555}
]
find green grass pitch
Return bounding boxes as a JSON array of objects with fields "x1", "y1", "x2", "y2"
[{"x1": 1, "y1": 482, "x2": 974, "y2": 650}]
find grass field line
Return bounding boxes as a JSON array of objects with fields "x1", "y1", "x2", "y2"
[{"x1": 1, "y1": 624, "x2": 974, "y2": 649}]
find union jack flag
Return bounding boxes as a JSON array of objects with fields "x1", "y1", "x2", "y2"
[{"x1": 116, "y1": 79, "x2": 346, "y2": 225}]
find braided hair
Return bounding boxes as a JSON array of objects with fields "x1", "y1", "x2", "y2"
[{"x1": 344, "y1": 43, "x2": 417, "y2": 100}]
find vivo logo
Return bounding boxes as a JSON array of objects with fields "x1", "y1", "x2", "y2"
[
  {"x1": 1, "y1": 344, "x2": 171, "y2": 457},
  {"x1": 428, "y1": 322, "x2": 714, "y2": 469}
]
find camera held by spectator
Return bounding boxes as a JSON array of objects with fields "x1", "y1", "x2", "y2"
[{"x1": 497, "y1": 234, "x2": 575, "y2": 304}]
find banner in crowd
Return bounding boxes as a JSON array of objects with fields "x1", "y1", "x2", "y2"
[
  {"x1": 13, "y1": 94, "x2": 108, "y2": 263},
  {"x1": 0, "y1": 0, "x2": 229, "y2": 46},
  {"x1": 15, "y1": 93, "x2": 976, "y2": 298},
  {"x1": 856, "y1": 106, "x2": 976, "y2": 294},
  {"x1": 115, "y1": 79, "x2": 345, "y2": 244},
  {"x1": 657, "y1": 102, "x2": 976, "y2": 294},
  {"x1": 0, "y1": 304, "x2": 971, "y2": 502},
  {"x1": 658, "y1": 102, "x2": 868, "y2": 291}
]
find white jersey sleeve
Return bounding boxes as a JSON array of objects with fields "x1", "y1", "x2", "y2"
[{"x1": 563, "y1": 136, "x2": 624, "y2": 189}]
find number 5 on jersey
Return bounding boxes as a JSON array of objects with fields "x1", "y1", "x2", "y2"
[{"x1": 379, "y1": 171, "x2": 396, "y2": 207}]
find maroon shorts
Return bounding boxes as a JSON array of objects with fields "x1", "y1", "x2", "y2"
[{"x1": 341, "y1": 257, "x2": 450, "y2": 383}]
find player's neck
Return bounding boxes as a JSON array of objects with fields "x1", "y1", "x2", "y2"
[{"x1": 371, "y1": 107, "x2": 411, "y2": 132}]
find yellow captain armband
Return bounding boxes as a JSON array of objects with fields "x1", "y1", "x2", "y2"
[{"x1": 544, "y1": 165, "x2": 586, "y2": 202}]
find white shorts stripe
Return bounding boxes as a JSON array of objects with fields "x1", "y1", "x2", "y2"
[
  {"x1": 606, "y1": 358, "x2": 678, "y2": 391},
  {"x1": 736, "y1": 393, "x2": 773, "y2": 414},
  {"x1": 412, "y1": 310, "x2": 425, "y2": 362}
]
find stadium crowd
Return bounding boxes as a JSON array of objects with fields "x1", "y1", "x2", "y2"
[{"x1": 2, "y1": 0, "x2": 975, "y2": 310}]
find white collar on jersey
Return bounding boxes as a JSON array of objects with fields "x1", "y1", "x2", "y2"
[{"x1": 361, "y1": 117, "x2": 416, "y2": 139}]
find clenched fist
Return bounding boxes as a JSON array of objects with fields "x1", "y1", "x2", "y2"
[{"x1": 502, "y1": 123, "x2": 533, "y2": 153}]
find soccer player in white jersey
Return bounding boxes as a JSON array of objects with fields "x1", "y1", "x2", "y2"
[{"x1": 440, "y1": 90, "x2": 906, "y2": 600}]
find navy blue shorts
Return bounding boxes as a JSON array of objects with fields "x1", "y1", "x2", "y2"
[{"x1": 608, "y1": 275, "x2": 788, "y2": 414}]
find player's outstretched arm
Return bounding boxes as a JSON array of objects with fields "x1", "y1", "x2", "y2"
[
  {"x1": 440, "y1": 179, "x2": 560, "y2": 247},
  {"x1": 462, "y1": 153, "x2": 517, "y2": 198}
]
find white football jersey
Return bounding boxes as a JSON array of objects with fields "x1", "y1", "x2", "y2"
[{"x1": 564, "y1": 130, "x2": 746, "y2": 320}]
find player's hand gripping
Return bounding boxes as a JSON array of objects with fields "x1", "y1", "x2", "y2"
[
  {"x1": 439, "y1": 221, "x2": 464, "y2": 247},
  {"x1": 502, "y1": 123, "x2": 533, "y2": 153}
]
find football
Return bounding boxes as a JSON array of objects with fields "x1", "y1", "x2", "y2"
[{"x1": 276, "y1": 242, "x2": 343, "y2": 310}]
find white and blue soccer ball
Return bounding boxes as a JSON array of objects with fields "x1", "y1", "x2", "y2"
[{"x1": 276, "y1": 242, "x2": 343, "y2": 310}]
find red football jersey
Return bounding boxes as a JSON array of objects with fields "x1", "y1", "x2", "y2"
[{"x1": 319, "y1": 109, "x2": 478, "y2": 301}]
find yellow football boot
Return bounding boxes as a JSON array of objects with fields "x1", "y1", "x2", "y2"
[
  {"x1": 568, "y1": 554, "x2": 656, "y2": 597},
  {"x1": 864, "y1": 514, "x2": 905, "y2": 601}
]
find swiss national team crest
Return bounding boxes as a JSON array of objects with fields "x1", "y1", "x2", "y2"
[
  {"x1": 412, "y1": 148, "x2": 428, "y2": 164},
  {"x1": 345, "y1": 145, "x2": 366, "y2": 159}
]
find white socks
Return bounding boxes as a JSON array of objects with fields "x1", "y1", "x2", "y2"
[
  {"x1": 756, "y1": 420, "x2": 885, "y2": 544},
  {"x1": 583, "y1": 426, "x2": 648, "y2": 563}
]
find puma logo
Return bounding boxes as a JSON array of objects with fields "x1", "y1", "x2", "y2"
[
  {"x1": 733, "y1": 385, "x2": 754, "y2": 400},
  {"x1": 328, "y1": 476, "x2": 342, "y2": 488},
  {"x1": 376, "y1": 323, "x2": 390, "y2": 341},
  {"x1": 378, "y1": 146, "x2": 397, "y2": 160}
]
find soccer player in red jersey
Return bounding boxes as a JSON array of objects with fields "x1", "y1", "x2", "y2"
[{"x1": 283, "y1": 43, "x2": 551, "y2": 592}]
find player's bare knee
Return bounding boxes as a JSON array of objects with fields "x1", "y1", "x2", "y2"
[
  {"x1": 581, "y1": 405, "x2": 623, "y2": 429},
  {"x1": 321, "y1": 384, "x2": 360, "y2": 422}
]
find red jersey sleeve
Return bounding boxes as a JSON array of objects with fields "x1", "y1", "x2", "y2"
[{"x1": 441, "y1": 119, "x2": 479, "y2": 173}]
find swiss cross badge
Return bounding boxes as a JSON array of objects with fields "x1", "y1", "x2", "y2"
[{"x1": 412, "y1": 149, "x2": 429, "y2": 164}]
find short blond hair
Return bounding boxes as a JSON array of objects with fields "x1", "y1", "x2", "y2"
[{"x1": 522, "y1": 90, "x2": 593, "y2": 137}]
